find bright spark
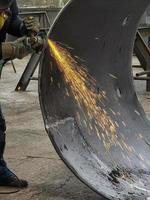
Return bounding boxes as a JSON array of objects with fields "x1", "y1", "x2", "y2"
[{"x1": 47, "y1": 39, "x2": 134, "y2": 153}]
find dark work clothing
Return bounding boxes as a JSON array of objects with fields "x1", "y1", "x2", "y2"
[
  {"x1": 0, "y1": 106, "x2": 6, "y2": 168},
  {"x1": 0, "y1": 107, "x2": 6, "y2": 167},
  {"x1": 0, "y1": 0, "x2": 27, "y2": 59},
  {"x1": 0, "y1": 0, "x2": 27, "y2": 170}
]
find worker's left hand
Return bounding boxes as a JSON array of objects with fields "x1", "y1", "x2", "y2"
[
  {"x1": 23, "y1": 16, "x2": 40, "y2": 35},
  {"x1": 2, "y1": 37, "x2": 33, "y2": 60}
]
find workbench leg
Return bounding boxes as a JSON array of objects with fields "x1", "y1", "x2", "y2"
[{"x1": 15, "y1": 52, "x2": 42, "y2": 91}]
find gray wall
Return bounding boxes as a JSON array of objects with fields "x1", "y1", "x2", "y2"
[{"x1": 17, "y1": 0, "x2": 69, "y2": 7}]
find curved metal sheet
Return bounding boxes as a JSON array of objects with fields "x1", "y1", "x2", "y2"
[{"x1": 39, "y1": 0, "x2": 150, "y2": 199}]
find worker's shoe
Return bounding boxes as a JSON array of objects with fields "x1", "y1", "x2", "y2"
[{"x1": 0, "y1": 166, "x2": 28, "y2": 188}]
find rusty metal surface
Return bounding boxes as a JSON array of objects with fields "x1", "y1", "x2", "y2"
[{"x1": 39, "y1": 0, "x2": 150, "y2": 199}]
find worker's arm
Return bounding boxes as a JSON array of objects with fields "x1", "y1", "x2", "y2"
[
  {"x1": 1, "y1": 33, "x2": 47, "y2": 60},
  {"x1": 0, "y1": 44, "x2": 2, "y2": 60},
  {"x1": 6, "y1": 0, "x2": 27, "y2": 37},
  {"x1": 7, "y1": 0, "x2": 40, "y2": 37},
  {"x1": 0, "y1": 37, "x2": 32, "y2": 60}
]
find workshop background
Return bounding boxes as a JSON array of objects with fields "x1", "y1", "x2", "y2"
[{"x1": 1, "y1": 1, "x2": 150, "y2": 200}]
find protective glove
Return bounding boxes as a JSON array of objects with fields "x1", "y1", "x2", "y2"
[
  {"x1": 23, "y1": 16, "x2": 40, "y2": 35},
  {"x1": 2, "y1": 37, "x2": 33, "y2": 60},
  {"x1": 25, "y1": 31, "x2": 48, "y2": 53}
]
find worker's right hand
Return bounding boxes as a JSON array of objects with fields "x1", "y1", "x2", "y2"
[
  {"x1": 2, "y1": 37, "x2": 33, "y2": 60},
  {"x1": 23, "y1": 16, "x2": 40, "y2": 35}
]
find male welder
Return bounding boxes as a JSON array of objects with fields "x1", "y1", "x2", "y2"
[{"x1": 0, "y1": 0, "x2": 45, "y2": 189}]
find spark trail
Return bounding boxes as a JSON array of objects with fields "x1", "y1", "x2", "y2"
[{"x1": 48, "y1": 39, "x2": 118, "y2": 150}]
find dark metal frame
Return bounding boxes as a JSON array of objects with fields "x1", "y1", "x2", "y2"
[{"x1": 133, "y1": 29, "x2": 150, "y2": 91}]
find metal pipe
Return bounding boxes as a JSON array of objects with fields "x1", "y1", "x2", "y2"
[
  {"x1": 136, "y1": 70, "x2": 150, "y2": 76},
  {"x1": 134, "y1": 76, "x2": 150, "y2": 80}
]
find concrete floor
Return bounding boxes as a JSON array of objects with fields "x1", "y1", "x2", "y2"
[{"x1": 0, "y1": 56, "x2": 150, "y2": 200}]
